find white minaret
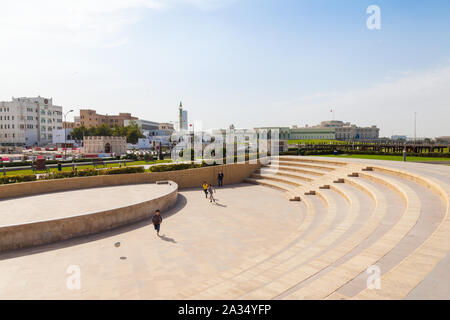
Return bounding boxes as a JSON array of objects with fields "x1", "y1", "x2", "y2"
[{"x1": 179, "y1": 101, "x2": 183, "y2": 131}]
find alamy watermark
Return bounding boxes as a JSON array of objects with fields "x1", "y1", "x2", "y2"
[
  {"x1": 169, "y1": 126, "x2": 280, "y2": 169},
  {"x1": 367, "y1": 5, "x2": 381, "y2": 30},
  {"x1": 366, "y1": 265, "x2": 381, "y2": 290},
  {"x1": 66, "y1": 265, "x2": 81, "y2": 290}
]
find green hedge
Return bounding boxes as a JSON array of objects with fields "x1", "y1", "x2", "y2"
[
  {"x1": 0, "y1": 174, "x2": 37, "y2": 185},
  {"x1": 149, "y1": 163, "x2": 209, "y2": 172},
  {"x1": 104, "y1": 167, "x2": 145, "y2": 175},
  {"x1": 40, "y1": 167, "x2": 145, "y2": 180}
]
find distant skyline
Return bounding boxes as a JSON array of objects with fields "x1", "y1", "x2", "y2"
[{"x1": 1, "y1": 0, "x2": 449, "y2": 138}]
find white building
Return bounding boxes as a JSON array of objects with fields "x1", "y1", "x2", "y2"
[
  {"x1": 0, "y1": 96, "x2": 63, "y2": 147},
  {"x1": 52, "y1": 128, "x2": 77, "y2": 146}
]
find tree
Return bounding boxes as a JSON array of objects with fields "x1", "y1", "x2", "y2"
[
  {"x1": 126, "y1": 125, "x2": 144, "y2": 144},
  {"x1": 95, "y1": 124, "x2": 113, "y2": 136},
  {"x1": 73, "y1": 123, "x2": 144, "y2": 144},
  {"x1": 72, "y1": 126, "x2": 88, "y2": 140}
]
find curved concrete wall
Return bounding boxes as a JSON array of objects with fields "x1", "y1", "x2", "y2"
[{"x1": 0, "y1": 182, "x2": 178, "y2": 252}]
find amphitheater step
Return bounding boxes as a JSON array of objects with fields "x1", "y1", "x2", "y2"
[
  {"x1": 250, "y1": 173, "x2": 302, "y2": 187},
  {"x1": 277, "y1": 156, "x2": 348, "y2": 167},
  {"x1": 245, "y1": 178, "x2": 297, "y2": 198},
  {"x1": 263, "y1": 164, "x2": 325, "y2": 177},
  {"x1": 258, "y1": 168, "x2": 315, "y2": 182},
  {"x1": 270, "y1": 160, "x2": 337, "y2": 172}
]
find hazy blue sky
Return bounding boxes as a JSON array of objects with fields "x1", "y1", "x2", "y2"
[{"x1": 1, "y1": 0, "x2": 449, "y2": 137}]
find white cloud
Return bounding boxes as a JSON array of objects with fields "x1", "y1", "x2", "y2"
[{"x1": 0, "y1": 0, "x2": 233, "y2": 48}]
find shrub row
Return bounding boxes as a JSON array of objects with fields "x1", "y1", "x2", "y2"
[
  {"x1": 149, "y1": 163, "x2": 210, "y2": 172},
  {"x1": 40, "y1": 166, "x2": 145, "y2": 180},
  {"x1": 0, "y1": 174, "x2": 37, "y2": 185}
]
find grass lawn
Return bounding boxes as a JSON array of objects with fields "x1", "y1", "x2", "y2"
[
  {"x1": 2, "y1": 159, "x2": 172, "y2": 176},
  {"x1": 310, "y1": 154, "x2": 450, "y2": 162}
]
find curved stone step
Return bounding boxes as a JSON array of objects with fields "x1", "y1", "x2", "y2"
[
  {"x1": 278, "y1": 156, "x2": 348, "y2": 167},
  {"x1": 190, "y1": 186, "x2": 345, "y2": 299},
  {"x1": 240, "y1": 182, "x2": 382, "y2": 300},
  {"x1": 237, "y1": 174, "x2": 398, "y2": 300},
  {"x1": 258, "y1": 168, "x2": 314, "y2": 182},
  {"x1": 284, "y1": 171, "x2": 422, "y2": 299},
  {"x1": 352, "y1": 172, "x2": 450, "y2": 299},
  {"x1": 175, "y1": 186, "x2": 324, "y2": 299},
  {"x1": 262, "y1": 164, "x2": 325, "y2": 177},
  {"x1": 271, "y1": 160, "x2": 337, "y2": 172},
  {"x1": 250, "y1": 173, "x2": 303, "y2": 188},
  {"x1": 244, "y1": 178, "x2": 297, "y2": 198}
]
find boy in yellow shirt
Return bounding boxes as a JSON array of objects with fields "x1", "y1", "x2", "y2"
[{"x1": 202, "y1": 182, "x2": 209, "y2": 199}]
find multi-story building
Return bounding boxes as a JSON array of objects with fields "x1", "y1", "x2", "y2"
[
  {"x1": 254, "y1": 121, "x2": 379, "y2": 141},
  {"x1": 124, "y1": 119, "x2": 159, "y2": 131},
  {"x1": 318, "y1": 121, "x2": 379, "y2": 140},
  {"x1": 79, "y1": 109, "x2": 138, "y2": 128},
  {"x1": 158, "y1": 123, "x2": 174, "y2": 131},
  {"x1": 0, "y1": 96, "x2": 63, "y2": 146}
]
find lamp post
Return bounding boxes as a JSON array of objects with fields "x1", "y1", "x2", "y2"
[
  {"x1": 414, "y1": 112, "x2": 417, "y2": 144},
  {"x1": 63, "y1": 110, "x2": 74, "y2": 158}
]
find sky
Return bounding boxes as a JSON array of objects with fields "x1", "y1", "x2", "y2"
[{"x1": 0, "y1": 0, "x2": 449, "y2": 138}]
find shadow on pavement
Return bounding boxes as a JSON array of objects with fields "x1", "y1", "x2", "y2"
[{"x1": 158, "y1": 234, "x2": 177, "y2": 244}]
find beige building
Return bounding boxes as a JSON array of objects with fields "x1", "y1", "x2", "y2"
[
  {"x1": 255, "y1": 120, "x2": 380, "y2": 141},
  {"x1": 317, "y1": 121, "x2": 379, "y2": 140},
  {"x1": 83, "y1": 136, "x2": 127, "y2": 155},
  {"x1": 63, "y1": 121, "x2": 77, "y2": 129},
  {"x1": 79, "y1": 109, "x2": 138, "y2": 128}
]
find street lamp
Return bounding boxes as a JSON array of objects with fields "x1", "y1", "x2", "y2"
[
  {"x1": 63, "y1": 110, "x2": 74, "y2": 158},
  {"x1": 414, "y1": 112, "x2": 417, "y2": 144}
]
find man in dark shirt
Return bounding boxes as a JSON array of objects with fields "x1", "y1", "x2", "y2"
[
  {"x1": 152, "y1": 209, "x2": 162, "y2": 236},
  {"x1": 218, "y1": 171, "x2": 224, "y2": 187}
]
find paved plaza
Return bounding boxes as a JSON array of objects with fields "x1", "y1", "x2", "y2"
[
  {"x1": 0, "y1": 184, "x2": 303, "y2": 299},
  {"x1": 0, "y1": 156, "x2": 449, "y2": 300}
]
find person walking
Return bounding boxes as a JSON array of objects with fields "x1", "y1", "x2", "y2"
[
  {"x1": 152, "y1": 209, "x2": 162, "y2": 236},
  {"x1": 202, "y1": 181, "x2": 209, "y2": 198},
  {"x1": 218, "y1": 171, "x2": 224, "y2": 187},
  {"x1": 208, "y1": 184, "x2": 216, "y2": 203}
]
